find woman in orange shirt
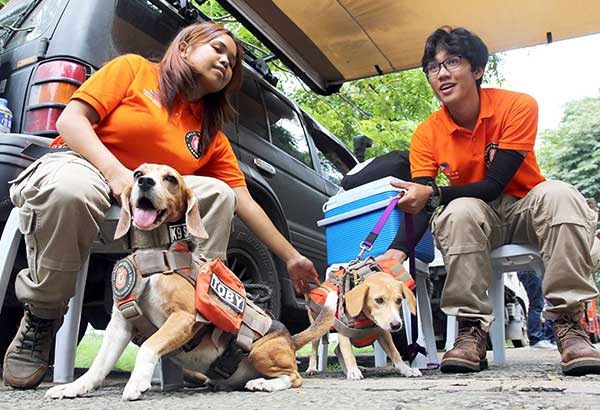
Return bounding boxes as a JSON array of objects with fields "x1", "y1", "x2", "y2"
[{"x1": 4, "y1": 22, "x2": 318, "y2": 390}]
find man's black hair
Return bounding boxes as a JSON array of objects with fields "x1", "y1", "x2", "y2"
[{"x1": 422, "y1": 27, "x2": 489, "y2": 88}]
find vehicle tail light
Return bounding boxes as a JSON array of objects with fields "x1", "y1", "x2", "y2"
[{"x1": 24, "y1": 60, "x2": 87, "y2": 136}]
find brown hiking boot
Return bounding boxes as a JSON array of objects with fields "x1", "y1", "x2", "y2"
[
  {"x1": 440, "y1": 319, "x2": 488, "y2": 373},
  {"x1": 552, "y1": 312, "x2": 600, "y2": 376},
  {"x1": 3, "y1": 306, "x2": 59, "y2": 389}
]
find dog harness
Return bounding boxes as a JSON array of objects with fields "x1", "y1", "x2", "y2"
[
  {"x1": 308, "y1": 257, "x2": 415, "y2": 347},
  {"x1": 111, "y1": 245, "x2": 274, "y2": 379}
]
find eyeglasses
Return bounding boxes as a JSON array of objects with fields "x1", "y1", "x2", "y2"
[{"x1": 424, "y1": 55, "x2": 463, "y2": 78}]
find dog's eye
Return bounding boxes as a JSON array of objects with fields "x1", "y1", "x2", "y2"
[
  {"x1": 133, "y1": 170, "x2": 143, "y2": 180},
  {"x1": 164, "y1": 175, "x2": 179, "y2": 185},
  {"x1": 396, "y1": 298, "x2": 402, "y2": 305},
  {"x1": 375, "y1": 297, "x2": 384, "y2": 304}
]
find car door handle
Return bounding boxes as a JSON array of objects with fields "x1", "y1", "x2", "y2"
[{"x1": 253, "y1": 158, "x2": 276, "y2": 177}]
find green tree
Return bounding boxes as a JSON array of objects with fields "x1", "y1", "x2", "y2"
[{"x1": 538, "y1": 96, "x2": 600, "y2": 217}]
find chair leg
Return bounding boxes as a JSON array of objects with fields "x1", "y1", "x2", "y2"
[
  {"x1": 415, "y1": 271, "x2": 439, "y2": 366},
  {"x1": 156, "y1": 357, "x2": 184, "y2": 391},
  {"x1": 445, "y1": 316, "x2": 457, "y2": 351},
  {"x1": 374, "y1": 340, "x2": 387, "y2": 367},
  {"x1": 489, "y1": 270, "x2": 506, "y2": 365},
  {"x1": 317, "y1": 333, "x2": 329, "y2": 372},
  {"x1": 0, "y1": 208, "x2": 23, "y2": 314},
  {"x1": 53, "y1": 256, "x2": 90, "y2": 383}
]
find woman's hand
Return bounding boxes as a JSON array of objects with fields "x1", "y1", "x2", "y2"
[
  {"x1": 391, "y1": 180, "x2": 433, "y2": 214},
  {"x1": 286, "y1": 254, "x2": 320, "y2": 294},
  {"x1": 375, "y1": 248, "x2": 407, "y2": 264},
  {"x1": 104, "y1": 165, "x2": 133, "y2": 203}
]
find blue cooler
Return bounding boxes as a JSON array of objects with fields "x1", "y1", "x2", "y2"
[{"x1": 318, "y1": 177, "x2": 435, "y2": 265}]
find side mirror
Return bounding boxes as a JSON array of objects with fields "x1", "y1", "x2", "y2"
[{"x1": 353, "y1": 134, "x2": 373, "y2": 162}]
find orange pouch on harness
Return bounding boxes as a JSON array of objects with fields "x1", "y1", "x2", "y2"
[
  {"x1": 195, "y1": 259, "x2": 246, "y2": 333},
  {"x1": 377, "y1": 259, "x2": 416, "y2": 291}
]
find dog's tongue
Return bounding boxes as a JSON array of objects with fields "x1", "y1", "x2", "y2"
[{"x1": 132, "y1": 207, "x2": 157, "y2": 228}]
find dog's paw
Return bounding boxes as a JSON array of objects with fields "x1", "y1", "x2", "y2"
[
  {"x1": 122, "y1": 379, "x2": 151, "y2": 401},
  {"x1": 305, "y1": 366, "x2": 319, "y2": 376},
  {"x1": 245, "y1": 378, "x2": 274, "y2": 392},
  {"x1": 45, "y1": 380, "x2": 93, "y2": 399},
  {"x1": 395, "y1": 364, "x2": 422, "y2": 377},
  {"x1": 345, "y1": 366, "x2": 364, "y2": 380}
]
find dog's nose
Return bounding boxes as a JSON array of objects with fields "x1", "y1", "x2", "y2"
[
  {"x1": 137, "y1": 176, "x2": 156, "y2": 192},
  {"x1": 390, "y1": 321, "x2": 403, "y2": 332}
]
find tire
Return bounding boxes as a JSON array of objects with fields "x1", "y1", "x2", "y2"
[
  {"x1": 512, "y1": 339, "x2": 525, "y2": 348},
  {"x1": 227, "y1": 218, "x2": 281, "y2": 319}
]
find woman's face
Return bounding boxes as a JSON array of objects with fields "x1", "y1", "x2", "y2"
[{"x1": 182, "y1": 33, "x2": 237, "y2": 97}]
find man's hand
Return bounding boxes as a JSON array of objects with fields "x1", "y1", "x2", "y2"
[
  {"x1": 375, "y1": 248, "x2": 407, "y2": 264},
  {"x1": 287, "y1": 255, "x2": 320, "y2": 294},
  {"x1": 391, "y1": 180, "x2": 433, "y2": 214}
]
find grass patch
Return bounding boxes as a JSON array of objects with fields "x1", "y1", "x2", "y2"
[
  {"x1": 75, "y1": 334, "x2": 138, "y2": 372},
  {"x1": 296, "y1": 342, "x2": 374, "y2": 356}
]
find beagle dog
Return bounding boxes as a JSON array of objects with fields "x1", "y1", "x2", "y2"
[
  {"x1": 306, "y1": 268, "x2": 422, "y2": 380},
  {"x1": 45, "y1": 164, "x2": 337, "y2": 401}
]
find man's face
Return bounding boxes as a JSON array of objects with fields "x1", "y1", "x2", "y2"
[{"x1": 427, "y1": 49, "x2": 483, "y2": 108}]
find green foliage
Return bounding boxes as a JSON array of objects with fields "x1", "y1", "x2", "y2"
[{"x1": 538, "y1": 97, "x2": 600, "y2": 218}]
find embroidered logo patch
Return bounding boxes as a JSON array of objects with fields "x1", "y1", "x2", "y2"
[
  {"x1": 168, "y1": 222, "x2": 191, "y2": 243},
  {"x1": 185, "y1": 131, "x2": 204, "y2": 159},
  {"x1": 210, "y1": 272, "x2": 245, "y2": 314},
  {"x1": 485, "y1": 143, "x2": 498, "y2": 167},
  {"x1": 111, "y1": 259, "x2": 136, "y2": 299}
]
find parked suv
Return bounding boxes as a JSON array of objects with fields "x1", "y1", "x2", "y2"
[{"x1": 0, "y1": 0, "x2": 358, "y2": 358}]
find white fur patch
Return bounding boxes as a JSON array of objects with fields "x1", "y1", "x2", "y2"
[{"x1": 245, "y1": 375, "x2": 292, "y2": 392}]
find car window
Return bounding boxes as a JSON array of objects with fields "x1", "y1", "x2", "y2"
[
  {"x1": 112, "y1": 0, "x2": 184, "y2": 59},
  {"x1": 261, "y1": 87, "x2": 313, "y2": 168},
  {"x1": 238, "y1": 77, "x2": 269, "y2": 140},
  {"x1": 304, "y1": 115, "x2": 352, "y2": 184},
  {"x1": 0, "y1": 0, "x2": 68, "y2": 51}
]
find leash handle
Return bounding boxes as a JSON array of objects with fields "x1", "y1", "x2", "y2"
[{"x1": 355, "y1": 193, "x2": 403, "y2": 261}]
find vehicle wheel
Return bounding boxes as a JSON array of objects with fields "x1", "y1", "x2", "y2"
[
  {"x1": 512, "y1": 339, "x2": 525, "y2": 348},
  {"x1": 227, "y1": 218, "x2": 281, "y2": 319}
]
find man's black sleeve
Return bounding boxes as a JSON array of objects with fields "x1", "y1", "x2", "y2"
[
  {"x1": 439, "y1": 149, "x2": 525, "y2": 204},
  {"x1": 387, "y1": 149, "x2": 525, "y2": 253}
]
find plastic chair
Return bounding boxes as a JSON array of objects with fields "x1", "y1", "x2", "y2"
[
  {"x1": 443, "y1": 244, "x2": 544, "y2": 365},
  {"x1": 0, "y1": 205, "x2": 183, "y2": 389},
  {"x1": 317, "y1": 257, "x2": 439, "y2": 371}
]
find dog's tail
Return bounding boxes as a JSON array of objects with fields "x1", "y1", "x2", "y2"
[{"x1": 291, "y1": 291, "x2": 337, "y2": 351}]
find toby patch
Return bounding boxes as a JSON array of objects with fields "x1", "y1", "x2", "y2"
[
  {"x1": 210, "y1": 272, "x2": 245, "y2": 314},
  {"x1": 112, "y1": 259, "x2": 136, "y2": 299},
  {"x1": 185, "y1": 131, "x2": 204, "y2": 159}
]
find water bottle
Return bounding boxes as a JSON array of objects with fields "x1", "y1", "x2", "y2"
[{"x1": 0, "y1": 98, "x2": 13, "y2": 134}]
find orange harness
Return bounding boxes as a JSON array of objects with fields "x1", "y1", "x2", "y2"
[{"x1": 308, "y1": 258, "x2": 415, "y2": 347}]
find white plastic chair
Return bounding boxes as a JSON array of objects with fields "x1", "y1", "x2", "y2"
[
  {"x1": 0, "y1": 205, "x2": 183, "y2": 389},
  {"x1": 443, "y1": 244, "x2": 544, "y2": 365}
]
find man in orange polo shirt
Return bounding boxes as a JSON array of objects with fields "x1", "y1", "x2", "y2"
[{"x1": 381, "y1": 27, "x2": 600, "y2": 375}]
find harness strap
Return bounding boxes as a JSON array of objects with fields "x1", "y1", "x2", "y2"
[
  {"x1": 134, "y1": 250, "x2": 193, "y2": 276},
  {"x1": 129, "y1": 226, "x2": 172, "y2": 250},
  {"x1": 236, "y1": 299, "x2": 273, "y2": 351},
  {"x1": 333, "y1": 318, "x2": 383, "y2": 340}
]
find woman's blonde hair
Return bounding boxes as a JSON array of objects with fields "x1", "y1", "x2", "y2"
[{"x1": 159, "y1": 22, "x2": 243, "y2": 149}]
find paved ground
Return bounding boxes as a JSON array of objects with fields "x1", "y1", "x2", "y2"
[{"x1": 1, "y1": 346, "x2": 600, "y2": 410}]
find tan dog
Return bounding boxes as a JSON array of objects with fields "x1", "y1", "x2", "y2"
[
  {"x1": 306, "y1": 271, "x2": 421, "y2": 379},
  {"x1": 45, "y1": 164, "x2": 337, "y2": 400}
]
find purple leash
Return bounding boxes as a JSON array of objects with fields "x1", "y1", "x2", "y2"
[{"x1": 355, "y1": 195, "x2": 401, "y2": 261}]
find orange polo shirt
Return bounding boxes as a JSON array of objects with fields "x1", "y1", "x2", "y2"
[
  {"x1": 410, "y1": 88, "x2": 545, "y2": 198},
  {"x1": 52, "y1": 54, "x2": 246, "y2": 188}
]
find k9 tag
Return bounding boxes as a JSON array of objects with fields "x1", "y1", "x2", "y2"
[{"x1": 168, "y1": 222, "x2": 190, "y2": 243}]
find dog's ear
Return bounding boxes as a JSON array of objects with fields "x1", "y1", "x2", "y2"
[
  {"x1": 400, "y1": 282, "x2": 417, "y2": 315},
  {"x1": 345, "y1": 283, "x2": 368, "y2": 318},
  {"x1": 114, "y1": 185, "x2": 133, "y2": 240},
  {"x1": 185, "y1": 189, "x2": 208, "y2": 239}
]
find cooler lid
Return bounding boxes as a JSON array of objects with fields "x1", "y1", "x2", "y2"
[{"x1": 323, "y1": 176, "x2": 405, "y2": 212}]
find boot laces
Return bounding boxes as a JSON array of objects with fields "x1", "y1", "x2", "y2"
[
  {"x1": 455, "y1": 324, "x2": 484, "y2": 347},
  {"x1": 555, "y1": 320, "x2": 591, "y2": 347},
  {"x1": 17, "y1": 313, "x2": 53, "y2": 355}
]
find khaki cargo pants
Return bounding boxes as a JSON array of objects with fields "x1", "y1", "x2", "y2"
[
  {"x1": 9, "y1": 151, "x2": 236, "y2": 320},
  {"x1": 432, "y1": 180, "x2": 600, "y2": 330}
]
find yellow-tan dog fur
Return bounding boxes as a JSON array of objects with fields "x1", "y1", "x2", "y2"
[
  {"x1": 45, "y1": 164, "x2": 337, "y2": 400},
  {"x1": 307, "y1": 271, "x2": 422, "y2": 379}
]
